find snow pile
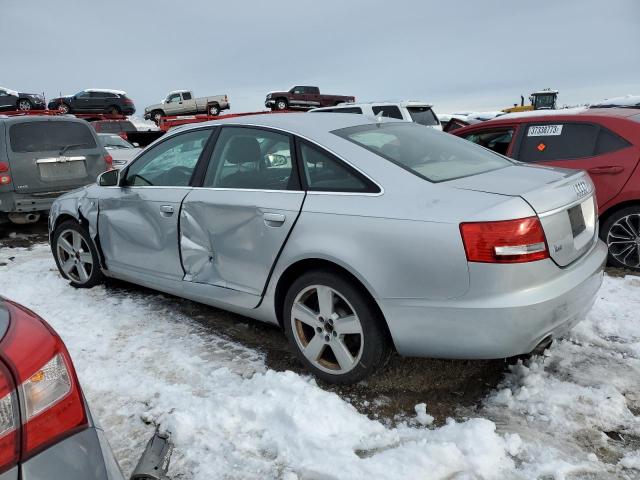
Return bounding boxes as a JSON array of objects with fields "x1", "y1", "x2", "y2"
[{"x1": 1, "y1": 245, "x2": 639, "y2": 479}]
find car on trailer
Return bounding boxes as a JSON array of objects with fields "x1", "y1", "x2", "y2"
[
  {"x1": 0, "y1": 297, "x2": 171, "y2": 480},
  {"x1": 265, "y1": 86, "x2": 355, "y2": 111},
  {"x1": 47, "y1": 89, "x2": 136, "y2": 116},
  {"x1": 144, "y1": 90, "x2": 230, "y2": 124},
  {"x1": 0, "y1": 87, "x2": 46, "y2": 112},
  {"x1": 452, "y1": 107, "x2": 640, "y2": 271}
]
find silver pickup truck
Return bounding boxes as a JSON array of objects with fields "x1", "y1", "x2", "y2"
[{"x1": 144, "y1": 90, "x2": 230, "y2": 124}]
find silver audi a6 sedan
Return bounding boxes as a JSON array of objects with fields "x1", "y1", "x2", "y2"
[{"x1": 48, "y1": 113, "x2": 607, "y2": 384}]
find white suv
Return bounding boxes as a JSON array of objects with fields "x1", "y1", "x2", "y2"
[{"x1": 309, "y1": 101, "x2": 442, "y2": 130}]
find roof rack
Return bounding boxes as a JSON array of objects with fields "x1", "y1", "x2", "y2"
[
  {"x1": 158, "y1": 110, "x2": 296, "y2": 131},
  {"x1": 0, "y1": 110, "x2": 128, "y2": 121}
]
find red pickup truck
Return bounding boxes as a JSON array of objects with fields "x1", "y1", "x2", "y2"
[{"x1": 265, "y1": 86, "x2": 355, "y2": 111}]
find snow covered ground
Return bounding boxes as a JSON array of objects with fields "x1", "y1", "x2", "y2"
[{"x1": 1, "y1": 243, "x2": 639, "y2": 479}]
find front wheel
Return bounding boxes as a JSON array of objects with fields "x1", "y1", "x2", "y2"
[
  {"x1": 275, "y1": 98, "x2": 288, "y2": 111},
  {"x1": 52, "y1": 221, "x2": 104, "y2": 288},
  {"x1": 151, "y1": 110, "x2": 164, "y2": 125},
  {"x1": 17, "y1": 99, "x2": 32, "y2": 111},
  {"x1": 283, "y1": 270, "x2": 390, "y2": 384},
  {"x1": 601, "y1": 206, "x2": 640, "y2": 271},
  {"x1": 58, "y1": 103, "x2": 71, "y2": 114}
]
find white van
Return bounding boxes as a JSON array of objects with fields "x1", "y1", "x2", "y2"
[{"x1": 309, "y1": 101, "x2": 442, "y2": 130}]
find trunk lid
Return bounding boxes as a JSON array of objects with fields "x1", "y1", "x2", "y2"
[
  {"x1": 448, "y1": 164, "x2": 598, "y2": 266},
  {"x1": 6, "y1": 119, "x2": 106, "y2": 195}
]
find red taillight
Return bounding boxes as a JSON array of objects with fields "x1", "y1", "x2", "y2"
[
  {"x1": 0, "y1": 162, "x2": 10, "y2": 186},
  {"x1": 104, "y1": 154, "x2": 113, "y2": 170},
  {"x1": 0, "y1": 362, "x2": 19, "y2": 473},
  {"x1": 118, "y1": 132, "x2": 128, "y2": 140},
  {"x1": 460, "y1": 216, "x2": 549, "y2": 263},
  {"x1": 0, "y1": 301, "x2": 87, "y2": 462},
  {"x1": 124, "y1": 98, "x2": 134, "y2": 105}
]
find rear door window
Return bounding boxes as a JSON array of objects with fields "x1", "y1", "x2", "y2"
[
  {"x1": 463, "y1": 128, "x2": 515, "y2": 156},
  {"x1": 10, "y1": 121, "x2": 97, "y2": 153},
  {"x1": 299, "y1": 141, "x2": 378, "y2": 193},
  {"x1": 406, "y1": 107, "x2": 439, "y2": 126},
  {"x1": 371, "y1": 105, "x2": 403, "y2": 119},
  {"x1": 518, "y1": 122, "x2": 627, "y2": 162}
]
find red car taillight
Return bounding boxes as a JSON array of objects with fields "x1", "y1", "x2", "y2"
[
  {"x1": 0, "y1": 301, "x2": 87, "y2": 466},
  {"x1": 460, "y1": 216, "x2": 549, "y2": 263},
  {"x1": 104, "y1": 154, "x2": 114, "y2": 170},
  {"x1": 124, "y1": 98, "x2": 134, "y2": 105},
  {"x1": 0, "y1": 362, "x2": 19, "y2": 473},
  {"x1": 0, "y1": 162, "x2": 11, "y2": 185}
]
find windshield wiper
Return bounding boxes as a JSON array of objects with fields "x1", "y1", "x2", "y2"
[{"x1": 59, "y1": 143, "x2": 90, "y2": 156}]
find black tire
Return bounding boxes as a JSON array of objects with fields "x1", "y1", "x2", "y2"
[
  {"x1": 600, "y1": 205, "x2": 640, "y2": 271},
  {"x1": 208, "y1": 103, "x2": 220, "y2": 116},
  {"x1": 58, "y1": 103, "x2": 72, "y2": 114},
  {"x1": 17, "y1": 98, "x2": 32, "y2": 111},
  {"x1": 151, "y1": 110, "x2": 164, "y2": 125},
  {"x1": 275, "y1": 98, "x2": 288, "y2": 111},
  {"x1": 52, "y1": 220, "x2": 104, "y2": 288},
  {"x1": 283, "y1": 269, "x2": 390, "y2": 385},
  {"x1": 107, "y1": 105, "x2": 121, "y2": 115}
]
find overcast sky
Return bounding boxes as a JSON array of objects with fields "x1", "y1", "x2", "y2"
[{"x1": 3, "y1": 0, "x2": 639, "y2": 115}]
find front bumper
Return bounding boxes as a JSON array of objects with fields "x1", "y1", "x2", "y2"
[
  {"x1": 381, "y1": 239, "x2": 608, "y2": 359},
  {"x1": 265, "y1": 99, "x2": 275, "y2": 108}
]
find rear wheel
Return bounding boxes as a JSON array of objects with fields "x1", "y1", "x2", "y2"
[
  {"x1": 17, "y1": 99, "x2": 32, "y2": 111},
  {"x1": 283, "y1": 270, "x2": 390, "y2": 384},
  {"x1": 108, "y1": 105, "x2": 121, "y2": 115},
  {"x1": 601, "y1": 206, "x2": 640, "y2": 271},
  {"x1": 52, "y1": 221, "x2": 104, "y2": 288},
  {"x1": 208, "y1": 103, "x2": 220, "y2": 116}
]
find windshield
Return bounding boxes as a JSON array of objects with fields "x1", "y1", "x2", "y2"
[
  {"x1": 99, "y1": 134, "x2": 133, "y2": 149},
  {"x1": 406, "y1": 106, "x2": 439, "y2": 126},
  {"x1": 333, "y1": 122, "x2": 513, "y2": 183}
]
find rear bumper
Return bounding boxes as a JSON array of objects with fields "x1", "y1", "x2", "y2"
[
  {"x1": 20, "y1": 427, "x2": 124, "y2": 480},
  {"x1": 381, "y1": 239, "x2": 608, "y2": 359},
  {"x1": 0, "y1": 191, "x2": 72, "y2": 214}
]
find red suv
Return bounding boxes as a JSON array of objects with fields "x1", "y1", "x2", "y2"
[{"x1": 453, "y1": 108, "x2": 640, "y2": 271}]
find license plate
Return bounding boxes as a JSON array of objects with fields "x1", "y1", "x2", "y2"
[
  {"x1": 568, "y1": 204, "x2": 586, "y2": 237},
  {"x1": 38, "y1": 161, "x2": 87, "y2": 180}
]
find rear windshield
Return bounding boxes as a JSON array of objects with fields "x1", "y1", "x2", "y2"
[
  {"x1": 407, "y1": 107, "x2": 440, "y2": 126},
  {"x1": 10, "y1": 121, "x2": 97, "y2": 153},
  {"x1": 333, "y1": 122, "x2": 513, "y2": 183}
]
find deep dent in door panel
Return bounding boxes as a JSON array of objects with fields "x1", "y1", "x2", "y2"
[{"x1": 179, "y1": 206, "x2": 222, "y2": 284}]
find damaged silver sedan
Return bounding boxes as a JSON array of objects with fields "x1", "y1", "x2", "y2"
[{"x1": 49, "y1": 113, "x2": 606, "y2": 384}]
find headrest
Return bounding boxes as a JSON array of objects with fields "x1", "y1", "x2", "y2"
[{"x1": 224, "y1": 136, "x2": 261, "y2": 165}]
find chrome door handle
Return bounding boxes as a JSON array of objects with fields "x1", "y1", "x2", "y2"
[
  {"x1": 159, "y1": 205, "x2": 174, "y2": 216},
  {"x1": 263, "y1": 212, "x2": 286, "y2": 226}
]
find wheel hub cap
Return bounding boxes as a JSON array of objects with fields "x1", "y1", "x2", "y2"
[
  {"x1": 291, "y1": 285, "x2": 364, "y2": 374},
  {"x1": 607, "y1": 213, "x2": 640, "y2": 268}
]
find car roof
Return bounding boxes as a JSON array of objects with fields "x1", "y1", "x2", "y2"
[
  {"x1": 85, "y1": 88, "x2": 127, "y2": 95},
  {"x1": 313, "y1": 101, "x2": 433, "y2": 110},
  {"x1": 0, "y1": 115, "x2": 92, "y2": 125},
  {"x1": 461, "y1": 107, "x2": 640, "y2": 127},
  {"x1": 174, "y1": 112, "x2": 405, "y2": 137}
]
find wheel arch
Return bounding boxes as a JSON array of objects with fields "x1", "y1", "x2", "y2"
[
  {"x1": 599, "y1": 199, "x2": 640, "y2": 233},
  {"x1": 273, "y1": 257, "x2": 396, "y2": 350}
]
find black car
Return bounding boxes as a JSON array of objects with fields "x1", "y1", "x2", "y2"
[
  {"x1": 47, "y1": 89, "x2": 136, "y2": 115},
  {"x1": 0, "y1": 86, "x2": 46, "y2": 111}
]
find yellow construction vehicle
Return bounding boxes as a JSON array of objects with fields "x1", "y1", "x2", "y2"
[{"x1": 503, "y1": 89, "x2": 558, "y2": 113}]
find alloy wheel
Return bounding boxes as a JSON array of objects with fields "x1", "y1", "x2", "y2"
[
  {"x1": 56, "y1": 229, "x2": 94, "y2": 283},
  {"x1": 290, "y1": 285, "x2": 364, "y2": 374},
  {"x1": 18, "y1": 100, "x2": 31, "y2": 111},
  {"x1": 607, "y1": 213, "x2": 640, "y2": 268},
  {"x1": 58, "y1": 104, "x2": 70, "y2": 113},
  {"x1": 277, "y1": 100, "x2": 286, "y2": 110}
]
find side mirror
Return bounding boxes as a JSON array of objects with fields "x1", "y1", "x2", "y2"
[{"x1": 98, "y1": 169, "x2": 120, "y2": 187}]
